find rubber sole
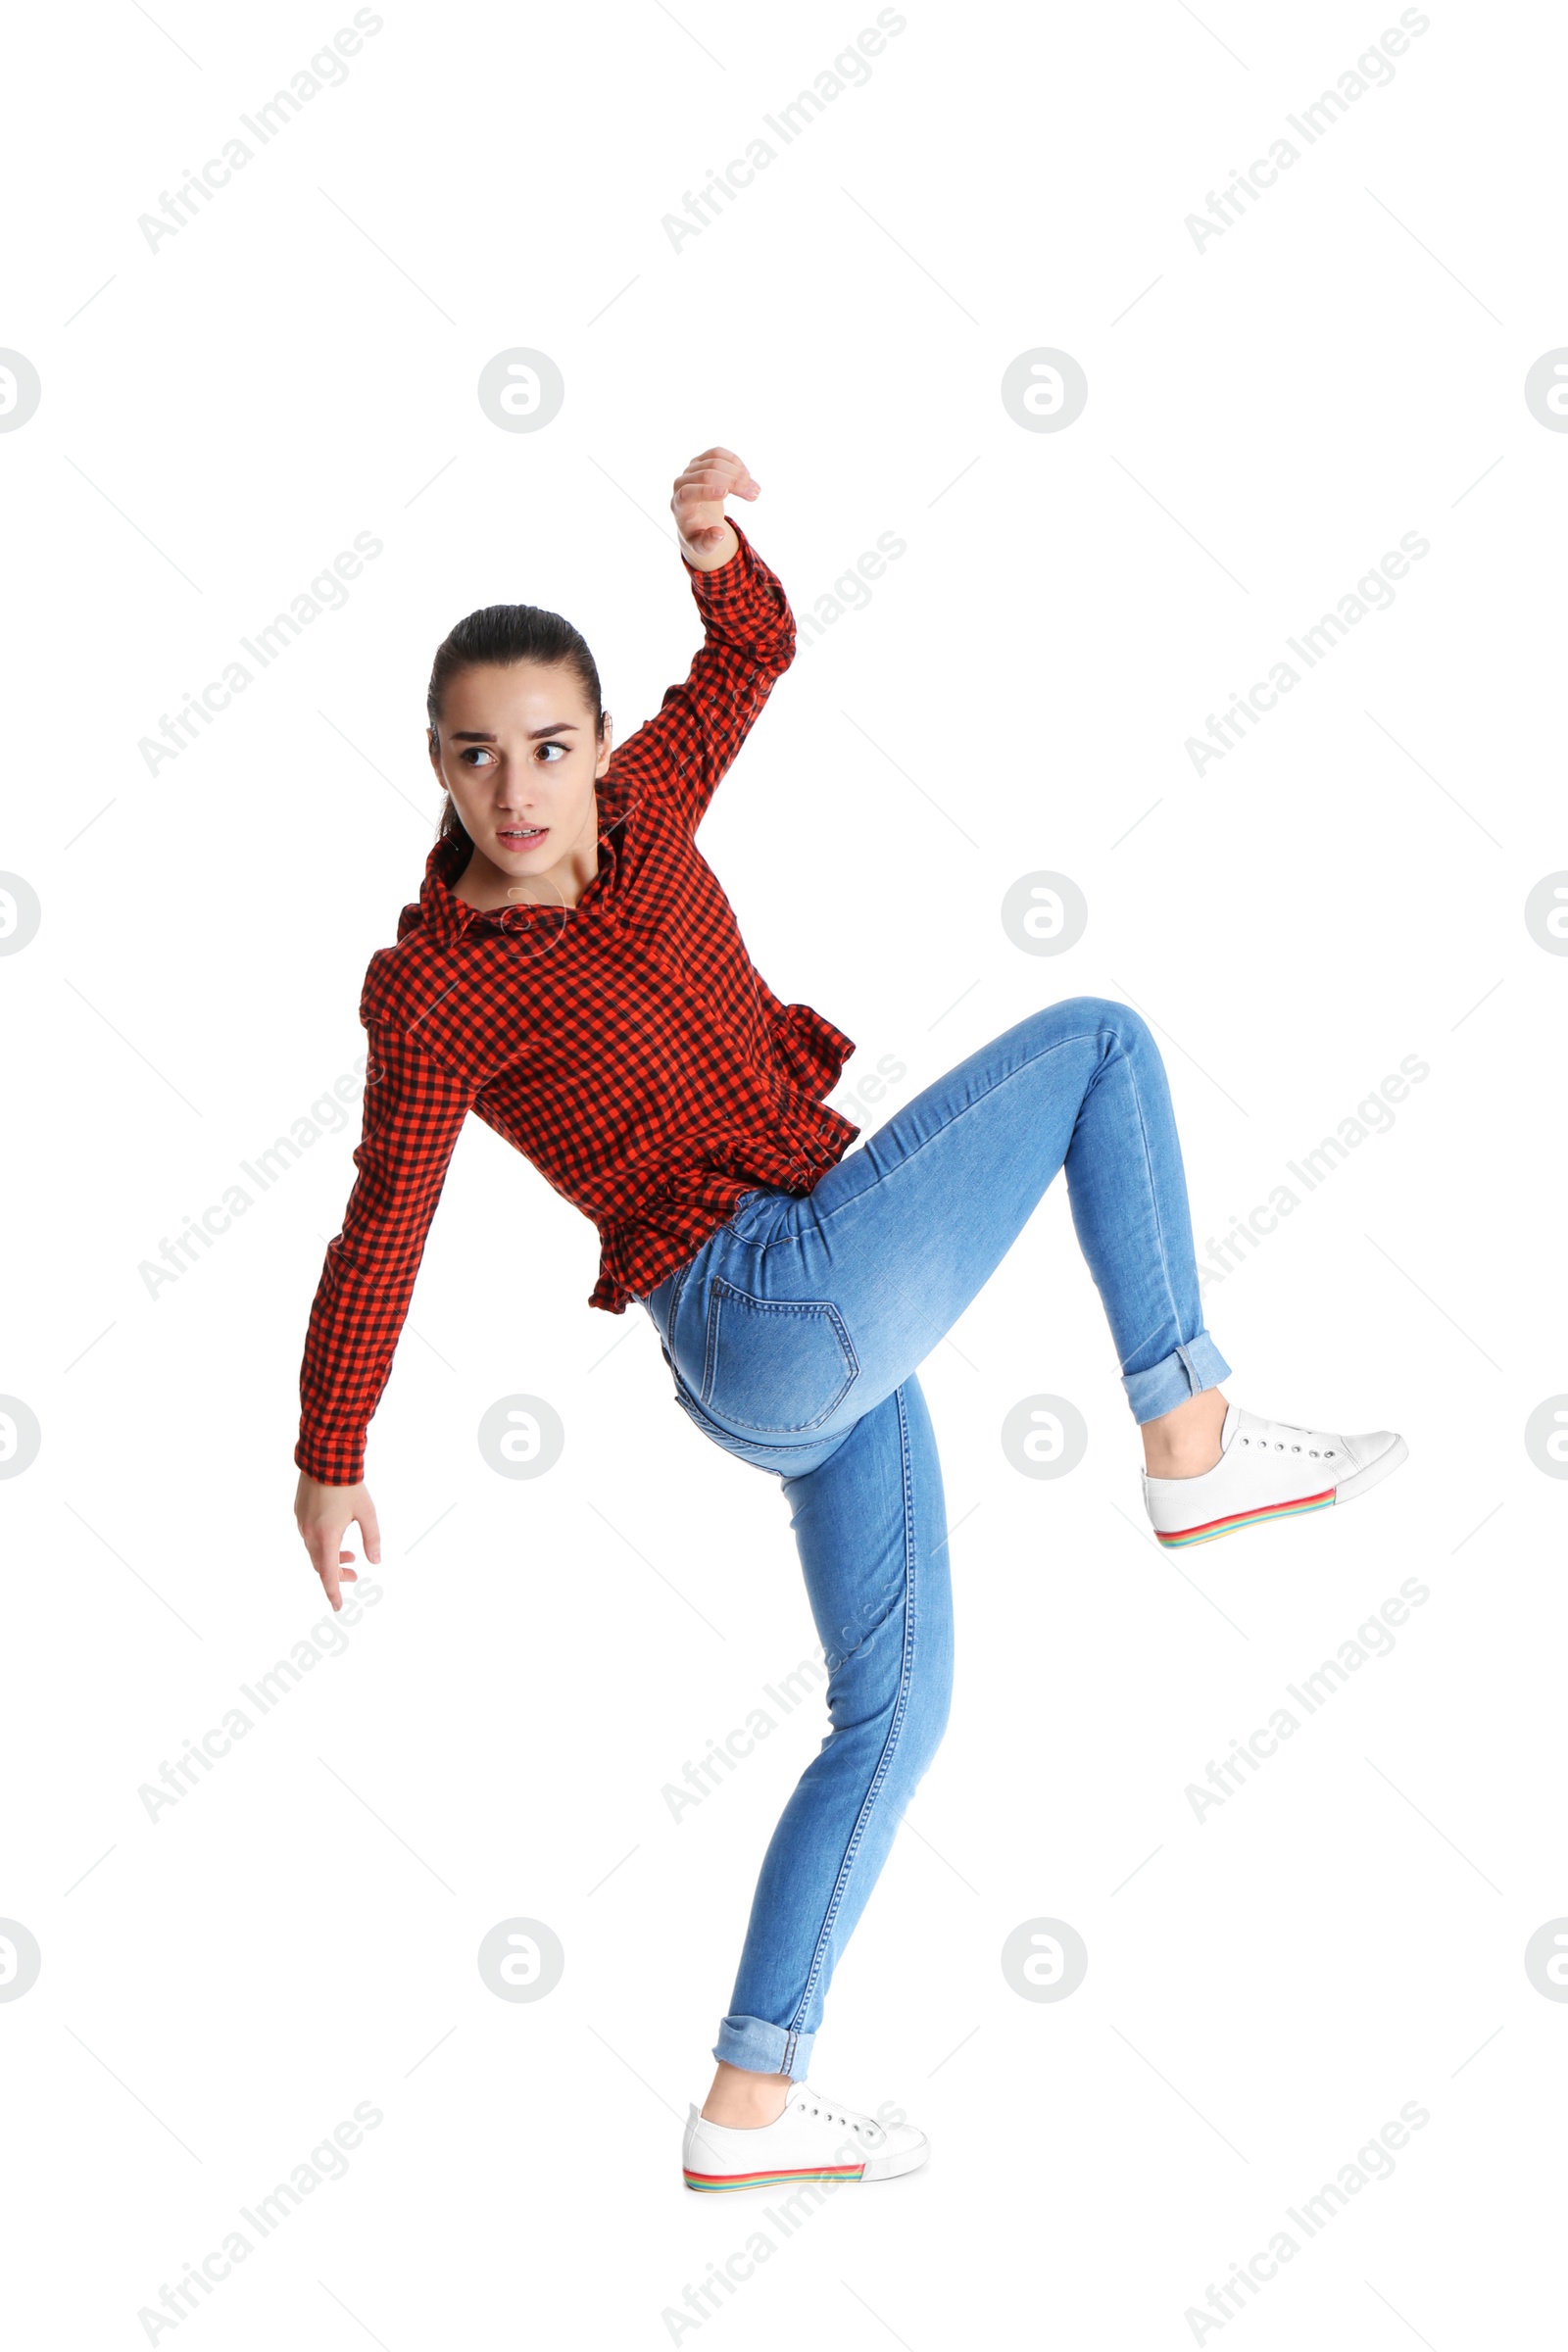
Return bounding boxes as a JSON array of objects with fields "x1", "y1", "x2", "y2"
[
  {"x1": 683, "y1": 2141, "x2": 930, "y2": 2190},
  {"x1": 684, "y1": 2163, "x2": 866, "y2": 2193},
  {"x1": 1153, "y1": 1490, "x2": 1333, "y2": 1548}
]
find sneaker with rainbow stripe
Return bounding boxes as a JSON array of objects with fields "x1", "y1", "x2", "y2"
[
  {"x1": 682, "y1": 2084, "x2": 928, "y2": 2193},
  {"x1": 1143, "y1": 1403, "x2": 1407, "y2": 1550}
]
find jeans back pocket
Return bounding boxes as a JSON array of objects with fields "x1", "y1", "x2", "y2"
[{"x1": 699, "y1": 1279, "x2": 858, "y2": 1434}]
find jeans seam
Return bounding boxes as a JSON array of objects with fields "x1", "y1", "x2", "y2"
[
  {"x1": 1115, "y1": 1046, "x2": 1189, "y2": 1366},
  {"x1": 786, "y1": 1380, "x2": 919, "y2": 2037}
]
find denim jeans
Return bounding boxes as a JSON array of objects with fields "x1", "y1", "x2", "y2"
[{"x1": 639, "y1": 997, "x2": 1230, "y2": 2080}]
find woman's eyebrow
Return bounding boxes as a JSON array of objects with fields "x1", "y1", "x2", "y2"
[{"x1": 450, "y1": 721, "x2": 581, "y2": 742}]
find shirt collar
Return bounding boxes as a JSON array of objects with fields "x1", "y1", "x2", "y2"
[{"x1": 411, "y1": 791, "x2": 630, "y2": 951}]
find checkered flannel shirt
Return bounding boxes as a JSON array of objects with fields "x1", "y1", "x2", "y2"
[{"x1": 295, "y1": 519, "x2": 858, "y2": 1484}]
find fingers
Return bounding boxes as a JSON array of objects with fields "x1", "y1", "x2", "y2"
[
  {"x1": 707, "y1": 445, "x2": 759, "y2": 494},
  {"x1": 682, "y1": 444, "x2": 751, "y2": 480},
  {"x1": 671, "y1": 473, "x2": 726, "y2": 514},
  {"x1": 296, "y1": 1524, "x2": 362, "y2": 1614},
  {"x1": 309, "y1": 1548, "x2": 359, "y2": 1612},
  {"x1": 671, "y1": 448, "x2": 760, "y2": 514},
  {"x1": 356, "y1": 1499, "x2": 382, "y2": 1566},
  {"x1": 675, "y1": 467, "x2": 758, "y2": 504}
]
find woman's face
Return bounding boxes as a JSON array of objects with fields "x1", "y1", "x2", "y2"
[{"x1": 428, "y1": 661, "x2": 612, "y2": 897}]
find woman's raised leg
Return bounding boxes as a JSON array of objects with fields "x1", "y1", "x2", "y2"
[{"x1": 680, "y1": 996, "x2": 1230, "y2": 1440}]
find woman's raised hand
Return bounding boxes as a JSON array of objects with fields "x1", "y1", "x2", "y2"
[
  {"x1": 294, "y1": 1471, "x2": 379, "y2": 1612},
  {"x1": 671, "y1": 446, "x2": 760, "y2": 571}
]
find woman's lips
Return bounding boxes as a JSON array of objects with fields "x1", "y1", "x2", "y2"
[{"x1": 497, "y1": 826, "x2": 547, "y2": 850}]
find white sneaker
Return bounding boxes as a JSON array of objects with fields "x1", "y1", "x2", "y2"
[
  {"x1": 1143, "y1": 1403, "x2": 1407, "y2": 1550},
  {"x1": 681, "y1": 2082, "x2": 929, "y2": 2193}
]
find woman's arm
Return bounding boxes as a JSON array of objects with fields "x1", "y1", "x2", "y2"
[
  {"x1": 295, "y1": 1018, "x2": 476, "y2": 1489},
  {"x1": 609, "y1": 446, "x2": 796, "y2": 831}
]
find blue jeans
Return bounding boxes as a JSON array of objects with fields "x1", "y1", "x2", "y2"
[{"x1": 639, "y1": 998, "x2": 1230, "y2": 2080}]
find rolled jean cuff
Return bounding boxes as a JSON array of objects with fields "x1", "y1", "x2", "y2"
[
  {"x1": 1123, "y1": 1331, "x2": 1232, "y2": 1425},
  {"x1": 713, "y1": 2013, "x2": 816, "y2": 2081}
]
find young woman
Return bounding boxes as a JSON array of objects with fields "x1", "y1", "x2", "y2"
[{"x1": 293, "y1": 446, "x2": 1407, "y2": 2193}]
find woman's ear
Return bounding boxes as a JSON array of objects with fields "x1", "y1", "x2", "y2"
[
  {"x1": 595, "y1": 712, "x2": 613, "y2": 776},
  {"x1": 427, "y1": 726, "x2": 442, "y2": 776}
]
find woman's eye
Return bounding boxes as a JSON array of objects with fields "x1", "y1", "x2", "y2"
[
  {"x1": 537, "y1": 742, "x2": 566, "y2": 762},
  {"x1": 459, "y1": 747, "x2": 497, "y2": 767}
]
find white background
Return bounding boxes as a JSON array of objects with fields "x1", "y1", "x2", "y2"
[{"x1": 3, "y1": 1, "x2": 1564, "y2": 2343}]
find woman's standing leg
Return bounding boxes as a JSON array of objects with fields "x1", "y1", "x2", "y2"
[{"x1": 710, "y1": 1375, "x2": 953, "y2": 2085}]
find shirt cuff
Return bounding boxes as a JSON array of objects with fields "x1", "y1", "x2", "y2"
[
  {"x1": 684, "y1": 514, "x2": 786, "y2": 632},
  {"x1": 683, "y1": 513, "x2": 757, "y2": 586},
  {"x1": 295, "y1": 1430, "x2": 367, "y2": 1487}
]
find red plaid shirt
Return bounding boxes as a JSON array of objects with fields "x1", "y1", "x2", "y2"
[{"x1": 295, "y1": 520, "x2": 859, "y2": 1485}]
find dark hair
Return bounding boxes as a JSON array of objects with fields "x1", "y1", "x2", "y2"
[{"x1": 426, "y1": 604, "x2": 604, "y2": 856}]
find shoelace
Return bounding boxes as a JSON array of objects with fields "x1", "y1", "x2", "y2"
[
  {"x1": 794, "y1": 2089, "x2": 877, "y2": 2138},
  {"x1": 1238, "y1": 1416, "x2": 1338, "y2": 1461}
]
